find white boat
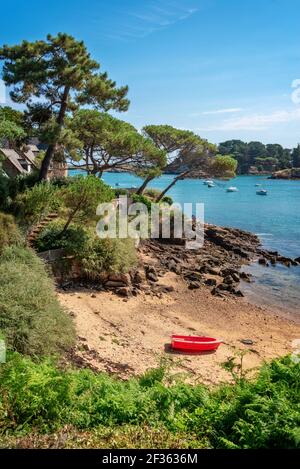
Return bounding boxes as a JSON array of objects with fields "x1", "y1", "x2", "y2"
[
  {"x1": 255, "y1": 183, "x2": 261, "y2": 187},
  {"x1": 207, "y1": 182, "x2": 215, "y2": 188},
  {"x1": 226, "y1": 186, "x2": 239, "y2": 192},
  {"x1": 203, "y1": 180, "x2": 214, "y2": 185},
  {"x1": 256, "y1": 189, "x2": 268, "y2": 196}
]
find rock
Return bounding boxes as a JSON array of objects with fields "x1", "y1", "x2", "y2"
[
  {"x1": 133, "y1": 270, "x2": 146, "y2": 284},
  {"x1": 233, "y1": 289, "x2": 244, "y2": 297},
  {"x1": 105, "y1": 280, "x2": 127, "y2": 288},
  {"x1": 147, "y1": 272, "x2": 158, "y2": 282},
  {"x1": 231, "y1": 272, "x2": 240, "y2": 283},
  {"x1": 207, "y1": 267, "x2": 221, "y2": 276},
  {"x1": 184, "y1": 271, "x2": 202, "y2": 282},
  {"x1": 218, "y1": 283, "x2": 232, "y2": 291},
  {"x1": 270, "y1": 257, "x2": 276, "y2": 265},
  {"x1": 240, "y1": 272, "x2": 252, "y2": 282},
  {"x1": 258, "y1": 257, "x2": 267, "y2": 265},
  {"x1": 295, "y1": 257, "x2": 300, "y2": 264},
  {"x1": 211, "y1": 287, "x2": 225, "y2": 297},
  {"x1": 240, "y1": 339, "x2": 254, "y2": 345},
  {"x1": 116, "y1": 287, "x2": 131, "y2": 297},
  {"x1": 188, "y1": 281, "x2": 201, "y2": 290},
  {"x1": 108, "y1": 273, "x2": 131, "y2": 285},
  {"x1": 167, "y1": 259, "x2": 177, "y2": 272},
  {"x1": 205, "y1": 278, "x2": 217, "y2": 286},
  {"x1": 223, "y1": 275, "x2": 235, "y2": 285},
  {"x1": 155, "y1": 284, "x2": 175, "y2": 293},
  {"x1": 90, "y1": 293, "x2": 97, "y2": 298}
]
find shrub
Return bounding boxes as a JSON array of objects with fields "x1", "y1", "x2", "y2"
[
  {"x1": 131, "y1": 193, "x2": 152, "y2": 211},
  {"x1": 0, "y1": 212, "x2": 23, "y2": 252},
  {"x1": 144, "y1": 188, "x2": 161, "y2": 199},
  {"x1": 114, "y1": 188, "x2": 128, "y2": 197},
  {"x1": 34, "y1": 222, "x2": 88, "y2": 255},
  {"x1": 58, "y1": 176, "x2": 114, "y2": 231},
  {"x1": 13, "y1": 182, "x2": 60, "y2": 225},
  {"x1": 161, "y1": 195, "x2": 173, "y2": 205},
  {"x1": 0, "y1": 246, "x2": 75, "y2": 356},
  {"x1": 79, "y1": 236, "x2": 137, "y2": 278}
]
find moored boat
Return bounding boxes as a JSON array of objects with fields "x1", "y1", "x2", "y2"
[
  {"x1": 256, "y1": 189, "x2": 268, "y2": 195},
  {"x1": 203, "y1": 179, "x2": 214, "y2": 185},
  {"x1": 227, "y1": 186, "x2": 239, "y2": 192}
]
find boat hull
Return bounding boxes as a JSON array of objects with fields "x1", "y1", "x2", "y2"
[{"x1": 171, "y1": 335, "x2": 222, "y2": 353}]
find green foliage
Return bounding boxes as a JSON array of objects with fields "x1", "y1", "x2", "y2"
[
  {"x1": 219, "y1": 140, "x2": 292, "y2": 174},
  {"x1": 79, "y1": 236, "x2": 137, "y2": 278},
  {"x1": 0, "y1": 353, "x2": 298, "y2": 449},
  {"x1": 292, "y1": 144, "x2": 300, "y2": 168},
  {"x1": 211, "y1": 154, "x2": 238, "y2": 179},
  {"x1": 161, "y1": 195, "x2": 173, "y2": 205},
  {"x1": 34, "y1": 222, "x2": 88, "y2": 254},
  {"x1": 0, "y1": 212, "x2": 22, "y2": 252},
  {"x1": 0, "y1": 246, "x2": 75, "y2": 356},
  {"x1": 0, "y1": 33, "x2": 129, "y2": 178},
  {"x1": 68, "y1": 110, "x2": 166, "y2": 177},
  {"x1": 131, "y1": 193, "x2": 152, "y2": 211},
  {"x1": 14, "y1": 182, "x2": 60, "y2": 225},
  {"x1": 59, "y1": 175, "x2": 114, "y2": 230},
  {"x1": 0, "y1": 106, "x2": 27, "y2": 147}
]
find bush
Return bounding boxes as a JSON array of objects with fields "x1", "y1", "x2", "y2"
[
  {"x1": 34, "y1": 222, "x2": 88, "y2": 255},
  {"x1": 161, "y1": 195, "x2": 173, "y2": 205},
  {"x1": 0, "y1": 213, "x2": 23, "y2": 252},
  {"x1": 79, "y1": 236, "x2": 137, "y2": 278},
  {"x1": 0, "y1": 246, "x2": 75, "y2": 356},
  {"x1": 13, "y1": 182, "x2": 60, "y2": 225},
  {"x1": 131, "y1": 193, "x2": 152, "y2": 211}
]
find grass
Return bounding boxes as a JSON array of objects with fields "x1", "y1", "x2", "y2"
[{"x1": 0, "y1": 353, "x2": 299, "y2": 448}]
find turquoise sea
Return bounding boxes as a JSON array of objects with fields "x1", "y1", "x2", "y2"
[{"x1": 72, "y1": 170, "x2": 300, "y2": 316}]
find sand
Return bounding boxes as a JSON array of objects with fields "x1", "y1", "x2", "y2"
[{"x1": 58, "y1": 270, "x2": 300, "y2": 386}]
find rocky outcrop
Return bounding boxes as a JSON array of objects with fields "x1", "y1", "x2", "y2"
[{"x1": 270, "y1": 168, "x2": 300, "y2": 179}]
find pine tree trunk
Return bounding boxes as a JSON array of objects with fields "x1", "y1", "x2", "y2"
[
  {"x1": 39, "y1": 85, "x2": 70, "y2": 181},
  {"x1": 155, "y1": 171, "x2": 190, "y2": 203},
  {"x1": 136, "y1": 175, "x2": 155, "y2": 195}
]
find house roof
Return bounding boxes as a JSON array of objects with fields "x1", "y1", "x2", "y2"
[
  {"x1": 23, "y1": 144, "x2": 39, "y2": 166},
  {"x1": 0, "y1": 148, "x2": 27, "y2": 174}
]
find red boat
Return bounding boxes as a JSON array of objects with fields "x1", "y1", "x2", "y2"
[{"x1": 171, "y1": 335, "x2": 222, "y2": 353}]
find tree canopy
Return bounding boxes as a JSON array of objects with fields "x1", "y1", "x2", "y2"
[
  {"x1": 67, "y1": 109, "x2": 166, "y2": 177},
  {"x1": 219, "y1": 139, "x2": 292, "y2": 174},
  {"x1": 0, "y1": 33, "x2": 129, "y2": 179}
]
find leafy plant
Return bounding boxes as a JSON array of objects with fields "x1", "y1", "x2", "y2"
[
  {"x1": 78, "y1": 235, "x2": 137, "y2": 278},
  {"x1": 34, "y1": 222, "x2": 88, "y2": 254}
]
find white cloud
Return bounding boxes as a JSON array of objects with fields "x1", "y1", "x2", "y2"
[
  {"x1": 112, "y1": 3, "x2": 198, "y2": 40},
  {"x1": 199, "y1": 109, "x2": 300, "y2": 131},
  {"x1": 201, "y1": 108, "x2": 242, "y2": 115}
]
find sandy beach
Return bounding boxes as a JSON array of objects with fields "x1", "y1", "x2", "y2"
[{"x1": 59, "y1": 267, "x2": 300, "y2": 385}]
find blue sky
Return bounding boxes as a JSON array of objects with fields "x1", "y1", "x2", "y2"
[{"x1": 1, "y1": 0, "x2": 300, "y2": 147}]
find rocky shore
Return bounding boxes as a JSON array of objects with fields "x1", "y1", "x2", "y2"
[{"x1": 59, "y1": 224, "x2": 300, "y2": 301}]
